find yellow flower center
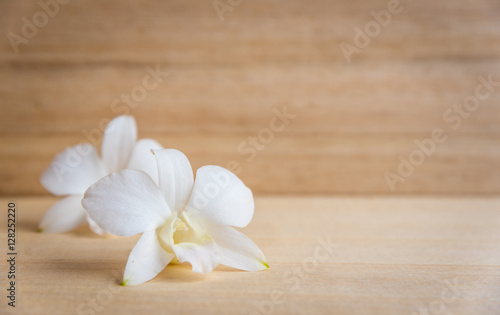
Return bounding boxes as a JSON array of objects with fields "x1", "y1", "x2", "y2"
[{"x1": 157, "y1": 213, "x2": 207, "y2": 253}]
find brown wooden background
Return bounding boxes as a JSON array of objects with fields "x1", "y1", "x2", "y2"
[
  {"x1": 1, "y1": 2, "x2": 500, "y2": 314},
  {"x1": 1, "y1": 0, "x2": 499, "y2": 196}
]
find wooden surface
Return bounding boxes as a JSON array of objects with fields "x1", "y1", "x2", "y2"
[
  {"x1": 1, "y1": 0, "x2": 500, "y2": 195},
  {"x1": 1, "y1": 1, "x2": 499, "y2": 313},
  {"x1": 1, "y1": 196, "x2": 500, "y2": 314}
]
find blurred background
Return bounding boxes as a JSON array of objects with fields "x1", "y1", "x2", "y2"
[{"x1": 1, "y1": 0, "x2": 499, "y2": 197}]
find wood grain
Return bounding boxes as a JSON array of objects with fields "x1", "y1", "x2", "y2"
[
  {"x1": 1, "y1": 134, "x2": 500, "y2": 196},
  {"x1": 0, "y1": 0, "x2": 500, "y2": 195},
  {"x1": 1, "y1": 0, "x2": 499, "y2": 63},
  {"x1": 1, "y1": 196, "x2": 499, "y2": 314},
  {"x1": 1, "y1": 62, "x2": 500, "y2": 136},
  {"x1": 1, "y1": 2, "x2": 499, "y2": 314}
]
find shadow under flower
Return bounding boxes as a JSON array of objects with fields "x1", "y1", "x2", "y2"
[{"x1": 153, "y1": 263, "x2": 208, "y2": 283}]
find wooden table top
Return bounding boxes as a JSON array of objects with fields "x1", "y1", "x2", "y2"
[
  {"x1": 1, "y1": 0, "x2": 500, "y2": 196},
  {"x1": 1, "y1": 196, "x2": 499, "y2": 314}
]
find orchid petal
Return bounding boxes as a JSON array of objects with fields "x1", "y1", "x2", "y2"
[
  {"x1": 38, "y1": 195, "x2": 86, "y2": 233},
  {"x1": 153, "y1": 149, "x2": 194, "y2": 213},
  {"x1": 210, "y1": 226, "x2": 268, "y2": 271},
  {"x1": 82, "y1": 169, "x2": 171, "y2": 237},
  {"x1": 127, "y1": 139, "x2": 163, "y2": 185},
  {"x1": 173, "y1": 240, "x2": 221, "y2": 275},
  {"x1": 122, "y1": 230, "x2": 174, "y2": 286},
  {"x1": 101, "y1": 115, "x2": 137, "y2": 173},
  {"x1": 185, "y1": 166, "x2": 254, "y2": 228},
  {"x1": 41, "y1": 144, "x2": 105, "y2": 196},
  {"x1": 86, "y1": 215, "x2": 107, "y2": 235}
]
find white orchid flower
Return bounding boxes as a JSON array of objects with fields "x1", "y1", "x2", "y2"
[
  {"x1": 82, "y1": 149, "x2": 268, "y2": 285},
  {"x1": 39, "y1": 115, "x2": 162, "y2": 234}
]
